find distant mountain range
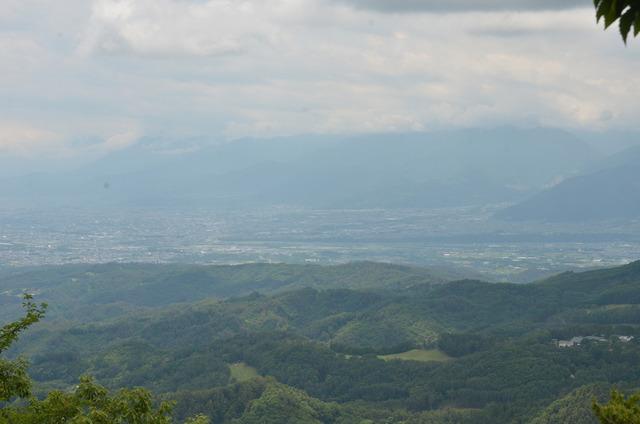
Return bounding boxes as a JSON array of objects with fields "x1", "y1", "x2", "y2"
[
  {"x1": 0, "y1": 127, "x2": 598, "y2": 210},
  {"x1": 497, "y1": 145, "x2": 640, "y2": 222}
]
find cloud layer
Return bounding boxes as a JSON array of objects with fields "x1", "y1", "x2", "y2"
[
  {"x1": 0, "y1": 0, "x2": 638, "y2": 163},
  {"x1": 335, "y1": 0, "x2": 590, "y2": 12}
]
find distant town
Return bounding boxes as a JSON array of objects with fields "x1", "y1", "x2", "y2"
[{"x1": 1, "y1": 206, "x2": 639, "y2": 282}]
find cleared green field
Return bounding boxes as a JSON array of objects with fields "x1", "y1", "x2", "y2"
[
  {"x1": 229, "y1": 363, "x2": 260, "y2": 382},
  {"x1": 378, "y1": 349, "x2": 451, "y2": 363}
]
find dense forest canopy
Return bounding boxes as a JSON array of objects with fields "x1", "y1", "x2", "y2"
[{"x1": 3, "y1": 261, "x2": 640, "y2": 423}]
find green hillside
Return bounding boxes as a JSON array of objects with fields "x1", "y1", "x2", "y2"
[
  {"x1": 5, "y1": 261, "x2": 640, "y2": 423},
  {"x1": 0, "y1": 261, "x2": 464, "y2": 323},
  {"x1": 529, "y1": 384, "x2": 610, "y2": 424}
]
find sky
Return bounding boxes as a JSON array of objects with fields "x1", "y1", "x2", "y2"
[{"x1": 1, "y1": 0, "x2": 639, "y2": 162}]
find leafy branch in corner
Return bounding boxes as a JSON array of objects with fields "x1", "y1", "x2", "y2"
[
  {"x1": 0, "y1": 294, "x2": 47, "y2": 354},
  {"x1": 594, "y1": 0, "x2": 640, "y2": 43},
  {"x1": 0, "y1": 296, "x2": 209, "y2": 423}
]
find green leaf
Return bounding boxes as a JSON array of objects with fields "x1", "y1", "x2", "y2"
[
  {"x1": 596, "y1": 0, "x2": 614, "y2": 23},
  {"x1": 620, "y1": 9, "x2": 635, "y2": 43},
  {"x1": 605, "y1": 0, "x2": 619, "y2": 28}
]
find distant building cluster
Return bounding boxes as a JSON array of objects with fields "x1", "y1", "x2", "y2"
[{"x1": 556, "y1": 335, "x2": 635, "y2": 348}]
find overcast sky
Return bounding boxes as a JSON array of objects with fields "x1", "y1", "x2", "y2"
[{"x1": 1, "y1": 0, "x2": 639, "y2": 160}]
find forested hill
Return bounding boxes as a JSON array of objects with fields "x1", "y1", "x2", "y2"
[
  {"x1": 540, "y1": 259, "x2": 640, "y2": 290},
  {"x1": 496, "y1": 146, "x2": 640, "y2": 222},
  {"x1": 6, "y1": 260, "x2": 640, "y2": 423},
  {"x1": 0, "y1": 261, "x2": 468, "y2": 322}
]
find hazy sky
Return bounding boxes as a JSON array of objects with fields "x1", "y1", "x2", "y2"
[{"x1": 1, "y1": 0, "x2": 639, "y2": 160}]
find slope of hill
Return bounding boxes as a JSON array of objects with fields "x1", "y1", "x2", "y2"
[
  {"x1": 497, "y1": 146, "x2": 640, "y2": 222},
  {"x1": 529, "y1": 384, "x2": 610, "y2": 424},
  {"x1": 8, "y1": 260, "x2": 640, "y2": 423},
  {"x1": 0, "y1": 261, "x2": 465, "y2": 322}
]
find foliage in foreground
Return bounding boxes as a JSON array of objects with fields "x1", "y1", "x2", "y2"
[
  {"x1": 0, "y1": 296, "x2": 204, "y2": 424},
  {"x1": 0, "y1": 295, "x2": 46, "y2": 403},
  {"x1": 2, "y1": 375, "x2": 174, "y2": 424},
  {"x1": 594, "y1": 0, "x2": 640, "y2": 43},
  {"x1": 7, "y1": 262, "x2": 640, "y2": 422},
  {"x1": 594, "y1": 390, "x2": 640, "y2": 424}
]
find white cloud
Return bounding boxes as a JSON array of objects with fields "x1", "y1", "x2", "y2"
[
  {"x1": 0, "y1": 122, "x2": 65, "y2": 157},
  {"x1": 0, "y1": 0, "x2": 639, "y2": 161},
  {"x1": 0, "y1": 119, "x2": 141, "y2": 158},
  {"x1": 333, "y1": 0, "x2": 588, "y2": 12},
  {"x1": 79, "y1": 0, "x2": 286, "y2": 57},
  {"x1": 97, "y1": 129, "x2": 141, "y2": 152},
  {"x1": 0, "y1": 34, "x2": 49, "y2": 80}
]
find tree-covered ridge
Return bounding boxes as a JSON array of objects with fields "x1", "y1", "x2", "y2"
[
  {"x1": 529, "y1": 384, "x2": 609, "y2": 424},
  {"x1": 594, "y1": 389, "x2": 640, "y2": 424},
  {"x1": 5, "y1": 260, "x2": 640, "y2": 423},
  {"x1": 0, "y1": 298, "x2": 215, "y2": 424},
  {"x1": 0, "y1": 262, "x2": 465, "y2": 323}
]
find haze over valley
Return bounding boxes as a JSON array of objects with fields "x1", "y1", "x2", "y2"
[
  {"x1": 2, "y1": 126, "x2": 640, "y2": 281},
  {"x1": 3, "y1": 1, "x2": 640, "y2": 423}
]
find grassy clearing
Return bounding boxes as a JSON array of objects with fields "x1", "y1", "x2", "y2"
[
  {"x1": 378, "y1": 349, "x2": 451, "y2": 363},
  {"x1": 229, "y1": 363, "x2": 260, "y2": 382}
]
